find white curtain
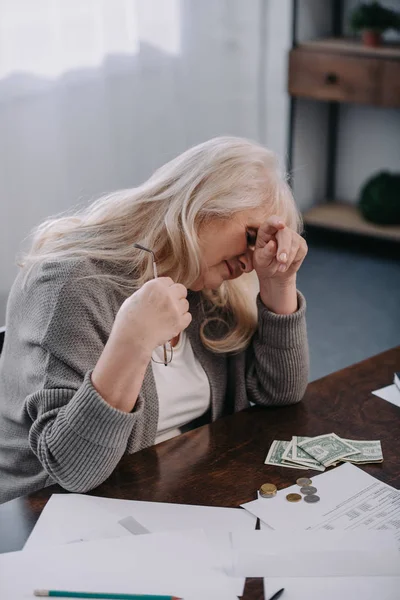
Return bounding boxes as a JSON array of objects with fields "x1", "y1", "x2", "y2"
[{"x1": 0, "y1": 0, "x2": 291, "y2": 320}]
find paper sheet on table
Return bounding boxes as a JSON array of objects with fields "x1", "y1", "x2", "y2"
[
  {"x1": 25, "y1": 494, "x2": 256, "y2": 597},
  {"x1": 24, "y1": 494, "x2": 131, "y2": 550},
  {"x1": 93, "y1": 494, "x2": 256, "y2": 596},
  {"x1": 372, "y1": 383, "x2": 400, "y2": 408},
  {"x1": 0, "y1": 529, "x2": 237, "y2": 600},
  {"x1": 231, "y1": 529, "x2": 400, "y2": 577},
  {"x1": 91, "y1": 494, "x2": 256, "y2": 533},
  {"x1": 242, "y1": 463, "x2": 400, "y2": 549},
  {"x1": 264, "y1": 577, "x2": 400, "y2": 600}
]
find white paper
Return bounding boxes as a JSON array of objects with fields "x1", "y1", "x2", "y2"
[
  {"x1": 372, "y1": 384, "x2": 400, "y2": 408},
  {"x1": 242, "y1": 463, "x2": 400, "y2": 548},
  {"x1": 93, "y1": 495, "x2": 256, "y2": 597},
  {"x1": 92, "y1": 494, "x2": 256, "y2": 533},
  {"x1": 24, "y1": 494, "x2": 131, "y2": 550},
  {"x1": 25, "y1": 494, "x2": 256, "y2": 596},
  {"x1": 264, "y1": 577, "x2": 400, "y2": 600},
  {"x1": 231, "y1": 530, "x2": 400, "y2": 577},
  {"x1": 0, "y1": 529, "x2": 237, "y2": 600}
]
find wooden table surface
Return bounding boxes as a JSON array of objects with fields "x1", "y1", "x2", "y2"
[{"x1": 1, "y1": 346, "x2": 399, "y2": 600}]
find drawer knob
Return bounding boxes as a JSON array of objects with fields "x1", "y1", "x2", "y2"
[{"x1": 325, "y1": 72, "x2": 338, "y2": 85}]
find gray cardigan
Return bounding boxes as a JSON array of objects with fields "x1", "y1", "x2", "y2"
[{"x1": 0, "y1": 258, "x2": 309, "y2": 504}]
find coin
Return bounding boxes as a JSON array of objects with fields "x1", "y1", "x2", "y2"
[
  {"x1": 296, "y1": 477, "x2": 312, "y2": 487},
  {"x1": 300, "y1": 486, "x2": 317, "y2": 495},
  {"x1": 303, "y1": 494, "x2": 320, "y2": 503},
  {"x1": 286, "y1": 493, "x2": 302, "y2": 503},
  {"x1": 259, "y1": 483, "x2": 277, "y2": 498}
]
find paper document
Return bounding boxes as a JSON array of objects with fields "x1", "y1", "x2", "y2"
[
  {"x1": 1, "y1": 529, "x2": 237, "y2": 600},
  {"x1": 24, "y1": 494, "x2": 131, "y2": 550},
  {"x1": 264, "y1": 577, "x2": 400, "y2": 600},
  {"x1": 25, "y1": 494, "x2": 256, "y2": 597},
  {"x1": 92, "y1": 495, "x2": 256, "y2": 597},
  {"x1": 242, "y1": 463, "x2": 400, "y2": 548},
  {"x1": 231, "y1": 529, "x2": 400, "y2": 577},
  {"x1": 373, "y1": 384, "x2": 400, "y2": 408},
  {"x1": 92, "y1": 494, "x2": 256, "y2": 532}
]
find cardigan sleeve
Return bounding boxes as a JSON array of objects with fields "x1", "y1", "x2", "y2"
[
  {"x1": 244, "y1": 291, "x2": 309, "y2": 406},
  {"x1": 22, "y1": 260, "x2": 152, "y2": 493}
]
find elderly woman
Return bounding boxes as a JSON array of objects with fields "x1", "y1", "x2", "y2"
[{"x1": 0, "y1": 137, "x2": 309, "y2": 504}]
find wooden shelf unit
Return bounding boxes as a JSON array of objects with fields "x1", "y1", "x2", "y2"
[
  {"x1": 287, "y1": 2, "x2": 400, "y2": 243},
  {"x1": 303, "y1": 202, "x2": 400, "y2": 242},
  {"x1": 289, "y1": 38, "x2": 400, "y2": 108}
]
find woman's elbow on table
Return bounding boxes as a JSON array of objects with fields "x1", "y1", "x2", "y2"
[{"x1": 29, "y1": 428, "x2": 125, "y2": 495}]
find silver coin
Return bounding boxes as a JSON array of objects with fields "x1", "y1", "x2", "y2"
[
  {"x1": 303, "y1": 494, "x2": 320, "y2": 503},
  {"x1": 296, "y1": 477, "x2": 312, "y2": 487},
  {"x1": 300, "y1": 486, "x2": 317, "y2": 495}
]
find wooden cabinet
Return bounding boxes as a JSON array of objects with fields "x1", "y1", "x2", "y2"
[
  {"x1": 289, "y1": 50, "x2": 381, "y2": 105},
  {"x1": 381, "y1": 60, "x2": 400, "y2": 108},
  {"x1": 288, "y1": 38, "x2": 400, "y2": 242},
  {"x1": 289, "y1": 39, "x2": 400, "y2": 108}
]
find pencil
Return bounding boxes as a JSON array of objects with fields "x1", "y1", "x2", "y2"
[{"x1": 34, "y1": 591, "x2": 182, "y2": 600}]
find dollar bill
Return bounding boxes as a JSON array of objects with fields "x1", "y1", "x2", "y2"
[
  {"x1": 284, "y1": 436, "x2": 325, "y2": 471},
  {"x1": 298, "y1": 433, "x2": 358, "y2": 467},
  {"x1": 341, "y1": 439, "x2": 383, "y2": 464},
  {"x1": 264, "y1": 440, "x2": 308, "y2": 470},
  {"x1": 281, "y1": 438, "x2": 311, "y2": 469}
]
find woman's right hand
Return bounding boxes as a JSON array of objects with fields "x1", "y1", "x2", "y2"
[
  {"x1": 92, "y1": 278, "x2": 191, "y2": 412},
  {"x1": 113, "y1": 277, "x2": 192, "y2": 355}
]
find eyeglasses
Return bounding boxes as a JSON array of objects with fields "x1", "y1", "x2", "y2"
[{"x1": 133, "y1": 243, "x2": 173, "y2": 366}]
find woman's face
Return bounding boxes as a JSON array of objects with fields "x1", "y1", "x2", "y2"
[{"x1": 190, "y1": 207, "x2": 267, "y2": 291}]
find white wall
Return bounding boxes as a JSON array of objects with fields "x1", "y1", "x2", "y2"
[
  {"x1": 262, "y1": 0, "x2": 293, "y2": 163},
  {"x1": 0, "y1": 0, "x2": 292, "y2": 322},
  {"x1": 291, "y1": 0, "x2": 334, "y2": 210}
]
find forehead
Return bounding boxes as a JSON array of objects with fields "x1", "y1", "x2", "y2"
[
  {"x1": 223, "y1": 207, "x2": 271, "y2": 234},
  {"x1": 201, "y1": 207, "x2": 269, "y2": 235},
  {"x1": 235, "y1": 207, "x2": 269, "y2": 228}
]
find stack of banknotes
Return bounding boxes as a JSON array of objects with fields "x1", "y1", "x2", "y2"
[{"x1": 265, "y1": 433, "x2": 383, "y2": 471}]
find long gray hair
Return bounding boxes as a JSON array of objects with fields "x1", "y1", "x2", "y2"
[{"x1": 21, "y1": 136, "x2": 302, "y2": 352}]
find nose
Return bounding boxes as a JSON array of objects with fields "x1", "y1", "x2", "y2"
[{"x1": 238, "y1": 249, "x2": 254, "y2": 273}]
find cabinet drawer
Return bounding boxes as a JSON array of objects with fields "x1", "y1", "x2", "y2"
[
  {"x1": 381, "y1": 61, "x2": 400, "y2": 108},
  {"x1": 289, "y1": 49, "x2": 380, "y2": 105}
]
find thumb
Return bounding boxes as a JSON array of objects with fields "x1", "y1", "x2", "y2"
[
  {"x1": 255, "y1": 239, "x2": 276, "y2": 267},
  {"x1": 262, "y1": 239, "x2": 276, "y2": 257}
]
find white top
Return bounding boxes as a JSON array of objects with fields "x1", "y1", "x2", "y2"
[{"x1": 152, "y1": 331, "x2": 211, "y2": 443}]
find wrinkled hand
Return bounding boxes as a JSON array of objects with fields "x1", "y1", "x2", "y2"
[
  {"x1": 115, "y1": 277, "x2": 192, "y2": 353},
  {"x1": 253, "y1": 215, "x2": 308, "y2": 286}
]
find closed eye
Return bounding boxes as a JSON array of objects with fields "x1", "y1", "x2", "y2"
[{"x1": 246, "y1": 228, "x2": 257, "y2": 250}]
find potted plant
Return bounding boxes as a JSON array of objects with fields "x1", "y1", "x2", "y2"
[
  {"x1": 359, "y1": 171, "x2": 400, "y2": 225},
  {"x1": 350, "y1": 1, "x2": 400, "y2": 47}
]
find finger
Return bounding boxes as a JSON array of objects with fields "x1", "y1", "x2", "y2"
[
  {"x1": 178, "y1": 298, "x2": 190, "y2": 314},
  {"x1": 263, "y1": 239, "x2": 277, "y2": 257},
  {"x1": 293, "y1": 237, "x2": 308, "y2": 264},
  {"x1": 181, "y1": 311, "x2": 192, "y2": 330},
  {"x1": 157, "y1": 277, "x2": 175, "y2": 287},
  {"x1": 170, "y1": 282, "x2": 188, "y2": 298},
  {"x1": 275, "y1": 227, "x2": 293, "y2": 263},
  {"x1": 279, "y1": 238, "x2": 299, "y2": 272},
  {"x1": 255, "y1": 216, "x2": 286, "y2": 247},
  {"x1": 257, "y1": 239, "x2": 277, "y2": 266},
  {"x1": 265, "y1": 214, "x2": 286, "y2": 231}
]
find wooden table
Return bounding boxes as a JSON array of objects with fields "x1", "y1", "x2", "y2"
[{"x1": 1, "y1": 346, "x2": 399, "y2": 599}]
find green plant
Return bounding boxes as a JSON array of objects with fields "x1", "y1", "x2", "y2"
[
  {"x1": 359, "y1": 171, "x2": 400, "y2": 225},
  {"x1": 350, "y1": 1, "x2": 400, "y2": 33}
]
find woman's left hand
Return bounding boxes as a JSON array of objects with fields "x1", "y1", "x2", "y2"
[
  {"x1": 253, "y1": 215, "x2": 307, "y2": 284},
  {"x1": 253, "y1": 215, "x2": 308, "y2": 314}
]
